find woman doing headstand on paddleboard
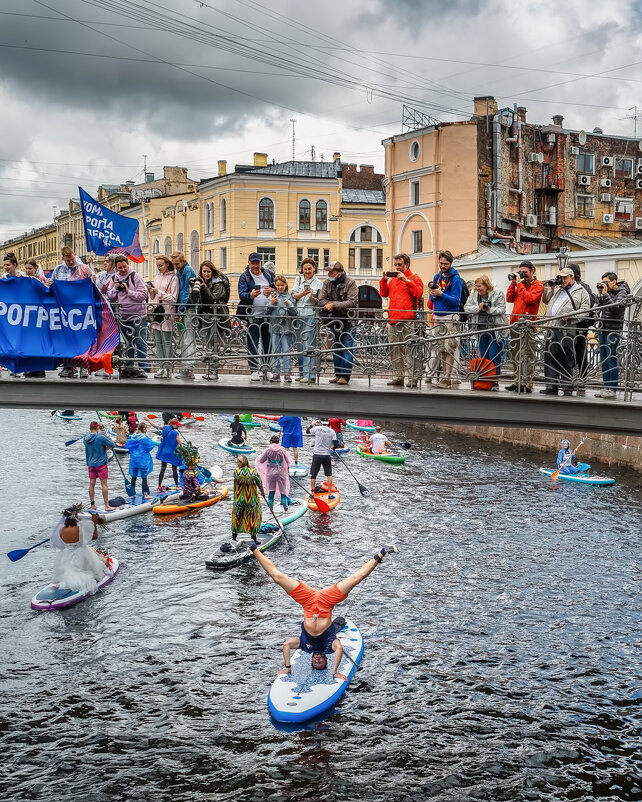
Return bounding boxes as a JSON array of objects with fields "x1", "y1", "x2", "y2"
[{"x1": 241, "y1": 543, "x2": 398, "y2": 680}]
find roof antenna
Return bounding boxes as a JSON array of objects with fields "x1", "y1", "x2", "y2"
[{"x1": 290, "y1": 118, "x2": 296, "y2": 162}]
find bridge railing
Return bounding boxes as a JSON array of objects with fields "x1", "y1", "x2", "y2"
[{"x1": 108, "y1": 298, "x2": 642, "y2": 399}]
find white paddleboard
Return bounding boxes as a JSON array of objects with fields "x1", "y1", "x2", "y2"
[
  {"x1": 289, "y1": 463, "x2": 308, "y2": 477},
  {"x1": 31, "y1": 556, "x2": 119, "y2": 611}
]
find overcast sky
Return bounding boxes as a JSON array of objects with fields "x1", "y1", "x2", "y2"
[{"x1": 2, "y1": 0, "x2": 642, "y2": 243}]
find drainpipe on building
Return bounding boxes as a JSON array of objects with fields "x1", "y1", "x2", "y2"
[
  {"x1": 485, "y1": 183, "x2": 493, "y2": 238},
  {"x1": 492, "y1": 111, "x2": 503, "y2": 229}
]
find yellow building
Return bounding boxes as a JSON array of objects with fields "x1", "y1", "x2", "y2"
[{"x1": 1, "y1": 223, "x2": 58, "y2": 272}]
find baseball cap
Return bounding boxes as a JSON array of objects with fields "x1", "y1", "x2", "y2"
[
  {"x1": 248, "y1": 252, "x2": 261, "y2": 262},
  {"x1": 558, "y1": 267, "x2": 575, "y2": 277},
  {"x1": 89, "y1": 421, "x2": 100, "y2": 429}
]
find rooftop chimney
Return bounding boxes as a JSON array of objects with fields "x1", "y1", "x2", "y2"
[
  {"x1": 218, "y1": 160, "x2": 227, "y2": 177},
  {"x1": 359, "y1": 165, "x2": 375, "y2": 174},
  {"x1": 552, "y1": 114, "x2": 564, "y2": 127},
  {"x1": 473, "y1": 96, "x2": 498, "y2": 117},
  {"x1": 593, "y1": 127, "x2": 603, "y2": 134},
  {"x1": 516, "y1": 106, "x2": 527, "y2": 122},
  {"x1": 145, "y1": 172, "x2": 155, "y2": 182},
  {"x1": 253, "y1": 152, "x2": 268, "y2": 168}
]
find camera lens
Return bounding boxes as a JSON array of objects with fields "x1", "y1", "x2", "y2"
[{"x1": 507, "y1": 273, "x2": 516, "y2": 281}]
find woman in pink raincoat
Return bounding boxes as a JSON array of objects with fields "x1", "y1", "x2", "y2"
[{"x1": 255, "y1": 435, "x2": 292, "y2": 512}]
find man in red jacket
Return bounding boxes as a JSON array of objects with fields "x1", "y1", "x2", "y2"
[
  {"x1": 380, "y1": 253, "x2": 425, "y2": 388},
  {"x1": 505, "y1": 260, "x2": 543, "y2": 394}
]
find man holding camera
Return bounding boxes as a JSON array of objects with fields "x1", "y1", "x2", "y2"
[
  {"x1": 105, "y1": 255, "x2": 149, "y2": 379},
  {"x1": 595, "y1": 272, "x2": 630, "y2": 399},
  {"x1": 505, "y1": 260, "x2": 543, "y2": 394},
  {"x1": 379, "y1": 253, "x2": 424, "y2": 388},
  {"x1": 318, "y1": 261, "x2": 359, "y2": 385},
  {"x1": 540, "y1": 267, "x2": 590, "y2": 396}
]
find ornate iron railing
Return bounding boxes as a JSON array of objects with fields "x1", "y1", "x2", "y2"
[{"x1": 108, "y1": 297, "x2": 642, "y2": 400}]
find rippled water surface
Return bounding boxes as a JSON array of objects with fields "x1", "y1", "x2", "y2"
[{"x1": 1, "y1": 409, "x2": 641, "y2": 802}]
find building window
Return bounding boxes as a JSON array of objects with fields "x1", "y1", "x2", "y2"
[
  {"x1": 164, "y1": 236, "x2": 172, "y2": 255},
  {"x1": 64, "y1": 233, "x2": 72, "y2": 247},
  {"x1": 348, "y1": 248, "x2": 355, "y2": 269},
  {"x1": 220, "y1": 247, "x2": 227, "y2": 269},
  {"x1": 296, "y1": 248, "x2": 303, "y2": 269},
  {"x1": 28, "y1": 244, "x2": 32, "y2": 257},
  {"x1": 323, "y1": 248, "x2": 330, "y2": 268},
  {"x1": 176, "y1": 233, "x2": 184, "y2": 253},
  {"x1": 257, "y1": 246, "x2": 276, "y2": 265},
  {"x1": 152, "y1": 238, "x2": 160, "y2": 254},
  {"x1": 220, "y1": 197, "x2": 227, "y2": 231},
  {"x1": 576, "y1": 153, "x2": 594, "y2": 175},
  {"x1": 190, "y1": 230, "x2": 199, "y2": 267},
  {"x1": 411, "y1": 230, "x2": 423, "y2": 254},
  {"x1": 409, "y1": 140, "x2": 420, "y2": 162},
  {"x1": 298, "y1": 199, "x2": 311, "y2": 230},
  {"x1": 315, "y1": 200, "x2": 328, "y2": 230},
  {"x1": 376, "y1": 249, "x2": 383, "y2": 271},
  {"x1": 360, "y1": 248, "x2": 372, "y2": 271},
  {"x1": 258, "y1": 197, "x2": 274, "y2": 229},
  {"x1": 410, "y1": 180, "x2": 420, "y2": 207},
  {"x1": 614, "y1": 198, "x2": 633, "y2": 221},
  {"x1": 615, "y1": 158, "x2": 633, "y2": 179},
  {"x1": 307, "y1": 248, "x2": 319, "y2": 264},
  {"x1": 575, "y1": 194, "x2": 595, "y2": 218}
]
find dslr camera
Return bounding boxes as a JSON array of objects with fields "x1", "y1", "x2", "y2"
[
  {"x1": 428, "y1": 280, "x2": 439, "y2": 290},
  {"x1": 117, "y1": 281, "x2": 127, "y2": 291},
  {"x1": 544, "y1": 276, "x2": 563, "y2": 288},
  {"x1": 596, "y1": 282, "x2": 606, "y2": 290},
  {"x1": 507, "y1": 273, "x2": 517, "y2": 282}
]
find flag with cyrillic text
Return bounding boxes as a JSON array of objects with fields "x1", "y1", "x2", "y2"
[{"x1": 79, "y1": 186, "x2": 144, "y2": 263}]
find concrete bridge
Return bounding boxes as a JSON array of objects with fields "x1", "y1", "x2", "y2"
[{"x1": 2, "y1": 374, "x2": 640, "y2": 437}]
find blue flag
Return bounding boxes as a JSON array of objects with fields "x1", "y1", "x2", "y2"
[
  {"x1": 0, "y1": 276, "x2": 109, "y2": 372},
  {"x1": 79, "y1": 186, "x2": 144, "y2": 262}
]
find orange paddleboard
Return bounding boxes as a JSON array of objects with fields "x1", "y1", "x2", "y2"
[
  {"x1": 307, "y1": 481, "x2": 340, "y2": 512},
  {"x1": 154, "y1": 485, "x2": 229, "y2": 514}
]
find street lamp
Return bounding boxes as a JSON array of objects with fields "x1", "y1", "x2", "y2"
[{"x1": 556, "y1": 246, "x2": 570, "y2": 273}]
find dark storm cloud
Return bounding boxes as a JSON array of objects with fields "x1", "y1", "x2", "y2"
[{"x1": 358, "y1": 0, "x2": 482, "y2": 29}]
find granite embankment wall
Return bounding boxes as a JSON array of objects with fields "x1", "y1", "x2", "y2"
[{"x1": 434, "y1": 425, "x2": 642, "y2": 473}]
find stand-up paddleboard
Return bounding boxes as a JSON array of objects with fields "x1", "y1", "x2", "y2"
[
  {"x1": 539, "y1": 467, "x2": 615, "y2": 486},
  {"x1": 332, "y1": 447, "x2": 350, "y2": 455},
  {"x1": 289, "y1": 463, "x2": 308, "y2": 477},
  {"x1": 267, "y1": 618, "x2": 363, "y2": 723},
  {"x1": 307, "y1": 481, "x2": 340, "y2": 512},
  {"x1": 31, "y1": 556, "x2": 119, "y2": 612},
  {"x1": 346, "y1": 420, "x2": 375, "y2": 433},
  {"x1": 218, "y1": 437, "x2": 255, "y2": 455},
  {"x1": 254, "y1": 414, "x2": 280, "y2": 421},
  {"x1": 269, "y1": 421, "x2": 281, "y2": 432},
  {"x1": 227, "y1": 415, "x2": 261, "y2": 428},
  {"x1": 54, "y1": 411, "x2": 82, "y2": 421},
  {"x1": 154, "y1": 485, "x2": 229, "y2": 515},
  {"x1": 356, "y1": 445, "x2": 405, "y2": 465},
  {"x1": 205, "y1": 499, "x2": 308, "y2": 570},
  {"x1": 97, "y1": 410, "x2": 119, "y2": 419},
  {"x1": 80, "y1": 489, "x2": 182, "y2": 521}
]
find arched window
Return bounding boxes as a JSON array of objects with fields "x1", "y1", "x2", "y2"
[
  {"x1": 349, "y1": 225, "x2": 382, "y2": 243},
  {"x1": 259, "y1": 197, "x2": 274, "y2": 229},
  {"x1": 220, "y1": 197, "x2": 227, "y2": 231},
  {"x1": 152, "y1": 238, "x2": 160, "y2": 254},
  {"x1": 190, "y1": 230, "x2": 199, "y2": 267},
  {"x1": 164, "y1": 236, "x2": 172, "y2": 256},
  {"x1": 348, "y1": 225, "x2": 384, "y2": 274},
  {"x1": 315, "y1": 200, "x2": 328, "y2": 231},
  {"x1": 177, "y1": 233, "x2": 184, "y2": 253},
  {"x1": 298, "y1": 199, "x2": 311, "y2": 230}
]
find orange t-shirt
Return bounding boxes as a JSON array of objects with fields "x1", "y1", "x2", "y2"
[{"x1": 287, "y1": 581, "x2": 347, "y2": 618}]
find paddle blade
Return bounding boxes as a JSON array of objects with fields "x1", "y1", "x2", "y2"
[
  {"x1": 399, "y1": 442, "x2": 412, "y2": 449},
  {"x1": 358, "y1": 483, "x2": 370, "y2": 497},
  {"x1": 193, "y1": 416, "x2": 205, "y2": 421},
  {"x1": 146, "y1": 413, "x2": 158, "y2": 419},
  {"x1": 315, "y1": 498, "x2": 331, "y2": 513},
  {"x1": 64, "y1": 438, "x2": 81, "y2": 447},
  {"x1": 7, "y1": 548, "x2": 31, "y2": 562},
  {"x1": 550, "y1": 469, "x2": 560, "y2": 481}
]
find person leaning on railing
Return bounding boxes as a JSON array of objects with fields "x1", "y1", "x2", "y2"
[
  {"x1": 292, "y1": 258, "x2": 324, "y2": 384},
  {"x1": 379, "y1": 252, "x2": 424, "y2": 389},
  {"x1": 106, "y1": 255, "x2": 149, "y2": 380},
  {"x1": 463, "y1": 274, "x2": 507, "y2": 391},
  {"x1": 540, "y1": 267, "x2": 591, "y2": 397},
  {"x1": 318, "y1": 261, "x2": 359, "y2": 386},
  {"x1": 237, "y1": 252, "x2": 276, "y2": 381},
  {"x1": 171, "y1": 250, "x2": 197, "y2": 381},
  {"x1": 594, "y1": 272, "x2": 630, "y2": 399},
  {"x1": 505, "y1": 260, "x2": 543, "y2": 394},
  {"x1": 148, "y1": 255, "x2": 178, "y2": 379},
  {"x1": 189, "y1": 260, "x2": 231, "y2": 372}
]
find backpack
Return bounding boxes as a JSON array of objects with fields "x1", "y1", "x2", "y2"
[
  {"x1": 358, "y1": 284, "x2": 382, "y2": 318},
  {"x1": 459, "y1": 279, "x2": 470, "y2": 314}
]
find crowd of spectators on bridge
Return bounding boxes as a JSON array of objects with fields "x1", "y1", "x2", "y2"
[{"x1": 0, "y1": 244, "x2": 634, "y2": 399}]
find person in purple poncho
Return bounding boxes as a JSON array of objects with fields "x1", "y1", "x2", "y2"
[{"x1": 255, "y1": 435, "x2": 292, "y2": 511}]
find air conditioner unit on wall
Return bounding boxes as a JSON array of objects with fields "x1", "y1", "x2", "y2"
[
  {"x1": 578, "y1": 175, "x2": 591, "y2": 186},
  {"x1": 602, "y1": 213, "x2": 614, "y2": 224},
  {"x1": 525, "y1": 214, "x2": 538, "y2": 227},
  {"x1": 600, "y1": 193, "x2": 612, "y2": 202},
  {"x1": 527, "y1": 153, "x2": 539, "y2": 163},
  {"x1": 601, "y1": 156, "x2": 614, "y2": 167},
  {"x1": 600, "y1": 178, "x2": 612, "y2": 188},
  {"x1": 636, "y1": 163, "x2": 642, "y2": 174},
  {"x1": 635, "y1": 217, "x2": 642, "y2": 229},
  {"x1": 636, "y1": 179, "x2": 642, "y2": 190},
  {"x1": 570, "y1": 146, "x2": 580, "y2": 155}
]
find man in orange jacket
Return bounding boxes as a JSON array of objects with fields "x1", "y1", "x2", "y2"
[
  {"x1": 380, "y1": 253, "x2": 425, "y2": 388},
  {"x1": 505, "y1": 260, "x2": 543, "y2": 394}
]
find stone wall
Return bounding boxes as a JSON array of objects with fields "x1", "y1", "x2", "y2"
[{"x1": 434, "y1": 424, "x2": 642, "y2": 472}]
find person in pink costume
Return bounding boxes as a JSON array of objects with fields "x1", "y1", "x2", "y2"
[{"x1": 255, "y1": 435, "x2": 293, "y2": 511}]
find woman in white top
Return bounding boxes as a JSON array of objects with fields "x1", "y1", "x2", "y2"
[{"x1": 292, "y1": 258, "x2": 324, "y2": 383}]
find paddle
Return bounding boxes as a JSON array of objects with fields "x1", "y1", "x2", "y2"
[
  {"x1": 551, "y1": 439, "x2": 585, "y2": 482},
  {"x1": 96, "y1": 411, "x2": 135, "y2": 496},
  {"x1": 64, "y1": 436, "x2": 83, "y2": 447},
  {"x1": 7, "y1": 538, "x2": 49, "y2": 562},
  {"x1": 332, "y1": 451, "x2": 369, "y2": 497},
  {"x1": 260, "y1": 490, "x2": 291, "y2": 545},
  {"x1": 289, "y1": 475, "x2": 331, "y2": 513},
  {"x1": 146, "y1": 413, "x2": 205, "y2": 422}
]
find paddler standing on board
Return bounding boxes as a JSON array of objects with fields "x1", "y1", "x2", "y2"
[
  {"x1": 307, "y1": 420, "x2": 338, "y2": 501},
  {"x1": 277, "y1": 415, "x2": 303, "y2": 466},
  {"x1": 84, "y1": 421, "x2": 115, "y2": 511},
  {"x1": 240, "y1": 543, "x2": 399, "y2": 680}
]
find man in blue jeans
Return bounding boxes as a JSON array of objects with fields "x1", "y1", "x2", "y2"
[
  {"x1": 318, "y1": 261, "x2": 358, "y2": 385},
  {"x1": 595, "y1": 272, "x2": 629, "y2": 399},
  {"x1": 237, "y1": 253, "x2": 276, "y2": 381}
]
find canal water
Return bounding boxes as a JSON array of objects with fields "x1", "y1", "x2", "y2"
[{"x1": 0, "y1": 410, "x2": 640, "y2": 802}]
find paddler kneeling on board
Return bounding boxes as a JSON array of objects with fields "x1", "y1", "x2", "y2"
[
  {"x1": 177, "y1": 443, "x2": 211, "y2": 503},
  {"x1": 557, "y1": 439, "x2": 581, "y2": 475},
  {"x1": 365, "y1": 425, "x2": 391, "y2": 455},
  {"x1": 240, "y1": 543, "x2": 399, "y2": 681},
  {"x1": 51, "y1": 504, "x2": 112, "y2": 595}
]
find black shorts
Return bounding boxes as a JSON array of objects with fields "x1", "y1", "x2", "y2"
[
  {"x1": 310, "y1": 454, "x2": 332, "y2": 479},
  {"x1": 299, "y1": 622, "x2": 337, "y2": 654}
]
